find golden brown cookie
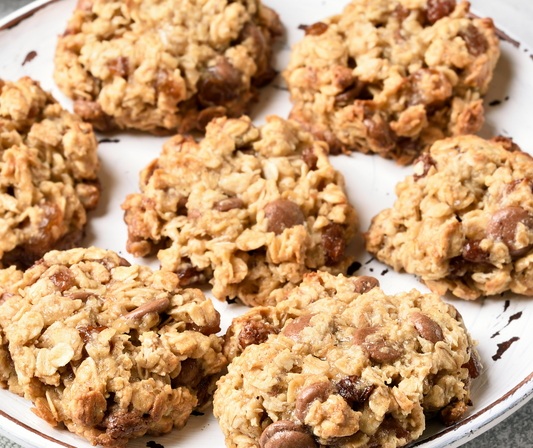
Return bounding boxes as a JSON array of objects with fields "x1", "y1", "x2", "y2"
[
  {"x1": 122, "y1": 115, "x2": 358, "y2": 306},
  {"x1": 365, "y1": 135, "x2": 533, "y2": 299},
  {"x1": 283, "y1": 0, "x2": 499, "y2": 163},
  {"x1": 0, "y1": 247, "x2": 226, "y2": 448},
  {"x1": 54, "y1": 0, "x2": 282, "y2": 134},
  {"x1": 0, "y1": 77, "x2": 100, "y2": 269},
  {"x1": 215, "y1": 271, "x2": 481, "y2": 448}
]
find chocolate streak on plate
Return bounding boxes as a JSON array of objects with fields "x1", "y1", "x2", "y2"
[
  {"x1": 492, "y1": 337, "x2": 520, "y2": 361},
  {"x1": 491, "y1": 312, "x2": 523, "y2": 338},
  {"x1": 504, "y1": 299, "x2": 510, "y2": 312},
  {"x1": 0, "y1": 409, "x2": 75, "y2": 448},
  {"x1": 146, "y1": 442, "x2": 165, "y2": 448},
  {"x1": 467, "y1": 12, "x2": 520, "y2": 48},
  {"x1": 22, "y1": 50, "x2": 37, "y2": 66},
  {"x1": 365, "y1": 257, "x2": 375, "y2": 265},
  {"x1": 98, "y1": 138, "x2": 120, "y2": 144},
  {"x1": 0, "y1": 0, "x2": 61, "y2": 31}
]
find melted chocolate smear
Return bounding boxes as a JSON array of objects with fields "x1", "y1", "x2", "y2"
[
  {"x1": 22, "y1": 51, "x2": 37, "y2": 66},
  {"x1": 98, "y1": 138, "x2": 120, "y2": 144},
  {"x1": 365, "y1": 257, "x2": 375, "y2": 265},
  {"x1": 505, "y1": 96, "x2": 510, "y2": 101},
  {"x1": 347, "y1": 261, "x2": 362, "y2": 275},
  {"x1": 492, "y1": 337, "x2": 520, "y2": 361},
  {"x1": 191, "y1": 411, "x2": 205, "y2": 416},
  {"x1": 504, "y1": 299, "x2": 510, "y2": 312},
  {"x1": 489, "y1": 100, "x2": 501, "y2": 106},
  {"x1": 147, "y1": 442, "x2": 164, "y2": 448},
  {"x1": 491, "y1": 311, "x2": 522, "y2": 338},
  {"x1": 381, "y1": 269, "x2": 389, "y2": 276},
  {"x1": 226, "y1": 297, "x2": 238, "y2": 305}
]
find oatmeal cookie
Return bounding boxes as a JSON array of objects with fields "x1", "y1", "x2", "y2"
[
  {"x1": 54, "y1": 0, "x2": 282, "y2": 134},
  {"x1": 214, "y1": 271, "x2": 481, "y2": 448},
  {"x1": 364, "y1": 135, "x2": 533, "y2": 300},
  {"x1": 283, "y1": 0, "x2": 500, "y2": 164},
  {"x1": 0, "y1": 77, "x2": 100, "y2": 269},
  {"x1": 122, "y1": 115, "x2": 358, "y2": 306},
  {"x1": 0, "y1": 247, "x2": 226, "y2": 448}
]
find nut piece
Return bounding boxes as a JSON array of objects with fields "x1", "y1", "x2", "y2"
[
  {"x1": 352, "y1": 327, "x2": 403, "y2": 363},
  {"x1": 295, "y1": 382, "x2": 332, "y2": 421},
  {"x1": 282, "y1": 314, "x2": 315, "y2": 341},
  {"x1": 213, "y1": 197, "x2": 244, "y2": 212},
  {"x1": 352, "y1": 276, "x2": 379, "y2": 294},
  {"x1": 264, "y1": 199, "x2": 305, "y2": 235},
  {"x1": 123, "y1": 297, "x2": 170, "y2": 320},
  {"x1": 259, "y1": 421, "x2": 316, "y2": 448},
  {"x1": 410, "y1": 312, "x2": 444, "y2": 344},
  {"x1": 487, "y1": 207, "x2": 533, "y2": 257}
]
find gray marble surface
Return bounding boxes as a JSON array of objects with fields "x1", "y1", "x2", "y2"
[{"x1": 0, "y1": 0, "x2": 532, "y2": 447}]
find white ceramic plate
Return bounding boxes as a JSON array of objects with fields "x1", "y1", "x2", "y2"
[{"x1": 1, "y1": 0, "x2": 533, "y2": 447}]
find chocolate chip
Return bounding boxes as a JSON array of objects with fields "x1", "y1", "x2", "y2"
[
  {"x1": 353, "y1": 327, "x2": 403, "y2": 363},
  {"x1": 302, "y1": 147, "x2": 318, "y2": 170},
  {"x1": 462, "y1": 240, "x2": 490, "y2": 263},
  {"x1": 410, "y1": 312, "x2": 444, "y2": 344},
  {"x1": 487, "y1": 207, "x2": 533, "y2": 257},
  {"x1": 299, "y1": 22, "x2": 328, "y2": 36},
  {"x1": 462, "y1": 349, "x2": 482, "y2": 378},
  {"x1": 295, "y1": 382, "x2": 332, "y2": 421},
  {"x1": 22, "y1": 51, "x2": 37, "y2": 66},
  {"x1": 426, "y1": 0, "x2": 456, "y2": 24},
  {"x1": 259, "y1": 421, "x2": 315, "y2": 448},
  {"x1": 264, "y1": 199, "x2": 305, "y2": 235},
  {"x1": 321, "y1": 223, "x2": 346, "y2": 265},
  {"x1": 174, "y1": 359, "x2": 201, "y2": 387},
  {"x1": 213, "y1": 197, "x2": 243, "y2": 212},
  {"x1": 197, "y1": 57, "x2": 242, "y2": 107},
  {"x1": 106, "y1": 410, "x2": 149, "y2": 439},
  {"x1": 352, "y1": 276, "x2": 379, "y2": 294},
  {"x1": 364, "y1": 115, "x2": 395, "y2": 153},
  {"x1": 334, "y1": 80, "x2": 365, "y2": 106},
  {"x1": 282, "y1": 314, "x2": 315, "y2": 341}
]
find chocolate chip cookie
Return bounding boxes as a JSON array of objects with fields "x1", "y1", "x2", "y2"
[
  {"x1": 365, "y1": 135, "x2": 533, "y2": 300},
  {"x1": 0, "y1": 77, "x2": 100, "y2": 269},
  {"x1": 54, "y1": 0, "x2": 282, "y2": 134},
  {"x1": 214, "y1": 271, "x2": 480, "y2": 448},
  {"x1": 122, "y1": 116, "x2": 358, "y2": 306},
  {"x1": 0, "y1": 247, "x2": 226, "y2": 448},
  {"x1": 283, "y1": 0, "x2": 500, "y2": 164}
]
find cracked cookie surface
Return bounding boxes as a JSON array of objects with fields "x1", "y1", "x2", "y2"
[
  {"x1": 54, "y1": 0, "x2": 282, "y2": 134},
  {"x1": 122, "y1": 116, "x2": 358, "y2": 306},
  {"x1": 0, "y1": 77, "x2": 100, "y2": 269},
  {"x1": 283, "y1": 0, "x2": 499, "y2": 164},
  {"x1": 0, "y1": 247, "x2": 226, "y2": 448},
  {"x1": 364, "y1": 135, "x2": 533, "y2": 300},
  {"x1": 214, "y1": 271, "x2": 480, "y2": 448}
]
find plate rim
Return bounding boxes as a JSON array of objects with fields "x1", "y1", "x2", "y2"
[{"x1": 0, "y1": 0, "x2": 533, "y2": 447}]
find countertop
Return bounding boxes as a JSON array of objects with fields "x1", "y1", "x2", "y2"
[{"x1": 0, "y1": 0, "x2": 532, "y2": 447}]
